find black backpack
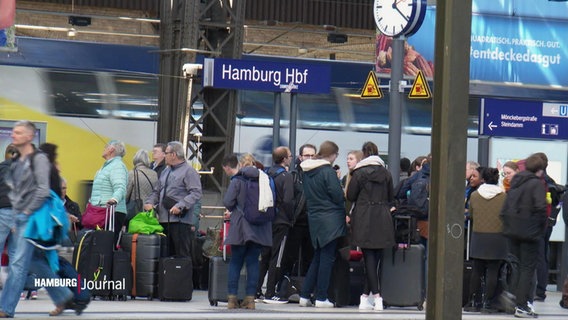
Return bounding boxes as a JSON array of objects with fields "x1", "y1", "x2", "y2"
[{"x1": 291, "y1": 169, "x2": 306, "y2": 223}]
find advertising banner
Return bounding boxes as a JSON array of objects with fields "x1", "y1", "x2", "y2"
[
  {"x1": 0, "y1": 0, "x2": 16, "y2": 52},
  {"x1": 376, "y1": 8, "x2": 568, "y2": 87}
]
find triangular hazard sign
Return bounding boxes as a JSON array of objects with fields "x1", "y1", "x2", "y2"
[
  {"x1": 408, "y1": 70, "x2": 432, "y2": 99},
  {"x1": 360, "y1": 71, "x2": 382, "y2": 99}
]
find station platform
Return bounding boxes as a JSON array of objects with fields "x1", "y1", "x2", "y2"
[{"x1": 5, "y1": 288, "x2": 568, "y2": 319}]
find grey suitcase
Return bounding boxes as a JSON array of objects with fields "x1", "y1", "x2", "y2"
[
  {"x1": 380, "y1": 244, "x2": 425, "y2": 310},
  {"x1": 120, "y1": 233, "x2": 168, "y2": 299}
]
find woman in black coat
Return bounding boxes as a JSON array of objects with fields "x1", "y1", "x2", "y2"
[{"x1": 346, "y1": 142, "x2": 395, "y2": 311}]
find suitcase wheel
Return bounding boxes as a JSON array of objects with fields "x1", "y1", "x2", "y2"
[
  {"x1": 209, "y1": 299, "x2": 217, "y2": 306},
  {"x1": 417, "y1": 304, "x2": 424, "y2": 311}
]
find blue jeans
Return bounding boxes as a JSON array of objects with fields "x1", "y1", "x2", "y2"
[
  {"x1": 0, "y1": 213, "x2": 35, "y2": 317},
  {"x1": 28, "y1": 248, "x2": 73, "y2": 306},
  {"x1": 228, "y1": 242, "x2": 262, "y2": 296},
  {"x1": 301, "y1": 238, "x2": 337, "y2": 301},
  {"x1": 0, "y1": 208, "x2": 16, "y2": 262}
]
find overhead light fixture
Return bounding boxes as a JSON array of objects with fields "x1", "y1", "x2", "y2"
[
  {"x1": 67, "y1": 28, "x2": 77, "y2": 37},
  {"x1": 298, "y1": 45, "x2": 308, "y2": 54},
  {"x1": 68, "y1": 16, "x2": 91, "y2": 27}
]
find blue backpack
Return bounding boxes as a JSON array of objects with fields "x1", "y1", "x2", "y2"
[{"x1": 232, "y1": 168, "x2": 281, "y2": 225}]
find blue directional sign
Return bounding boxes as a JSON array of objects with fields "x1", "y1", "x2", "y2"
[
  {"x1": 479, "y1": 98, "x2": 568, "y2": 139},
  {"x1": 203, "y1": 58, "x2": 331, "y2": 94}
]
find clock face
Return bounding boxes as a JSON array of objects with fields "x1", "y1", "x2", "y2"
[
  {"x1": 374, "y1": 0, "x2": 412, "y2": 37},
  {"x1": 374, "y1": 0, "x2": 423, "y2": 37}
]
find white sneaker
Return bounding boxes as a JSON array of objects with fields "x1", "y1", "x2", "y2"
[
  {"x1": 315, "y1": 299, "x2": 334, "y2": 308},
  {"x1": 299, "y1": 297, "x2": 313, "y2": 307},
  {"x1": 374, "y1": 296, "x2": 384, "y2": 311},
  {"x1": 359, "y1": 295, "x2": 374, "y2": 310}
]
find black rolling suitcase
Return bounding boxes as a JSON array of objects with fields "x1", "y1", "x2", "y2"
[
  {"x1": 329, "y1": 250, "x2": 365, "y2": 307},
  {"x1": 121, "y1": 233, "x2": 168, "y2": 299},
  {"x1": 158, "y1": 256, "x2": 193, "y2": 301},
  {"x1": 112, "y1": 231, "x2": 133, "y2": 301},
  {"x1": 72, "y1": 206, "x2": 115, "y2": 299},
  {"x1": 208, "y1": 220, "x2": 246, "y2": 306},
  {"x1": 380, "y1": 244, "x2": 426, "y2": 310}
]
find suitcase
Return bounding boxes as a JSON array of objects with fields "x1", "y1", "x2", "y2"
[
  {"x1": 120, "y1": 233, "x2": 168, "y2": 299},
  {"x1": 328, "y1": 253, "x2": 365, "y2": 307},
  {"x1": 112, "y1": 249, "x2": 133, "y2": 301},
  {"x1": 72, "y1": 205, "x2": 116, "y2": 299},
  {"x1": 158, "y1": 256, "x2": 193, "y2": 301},
  {"x1": 380, "y1": 244, "x2": 426, "y2": 310},
  {"x1": 208, "y1": 220, "x2": 246, "y2": 306}
]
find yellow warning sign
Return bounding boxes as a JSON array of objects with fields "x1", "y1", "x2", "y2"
[
  {"x1": 408, "y1": 70, "x2": 432, "y2": 99},
  {"x1": 360, "y1": 71, "x2": 382, "y2": 99}
]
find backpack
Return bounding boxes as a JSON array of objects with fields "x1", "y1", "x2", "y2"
[
  {"x1": 546, "y1": 179, "x2": 566, "y2": 225},
  {"x1": 407, "y1": 173, "x2": 430, "y2": 218},
  {"x1": 232, "y1": 169, "x2": 279, "y2": 225}
]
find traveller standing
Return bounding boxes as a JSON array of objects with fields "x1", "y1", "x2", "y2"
[
  {"x1": 346, "y1": 141, "x2": 395, "y2": 311},
  {"x1": 223, "y1": 153, "x2": 272, "y2": 310},
  {"x1": 144, "y1": 141, "x2": 202, "y2": 258},
  {"x1": 298, "y1": 140, "x2": 347, "y2": 308},
  {"x1": 500, "y1": 153, "x2": 547, "y2": 318}
]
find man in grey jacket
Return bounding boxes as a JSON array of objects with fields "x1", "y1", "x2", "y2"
[
  {"x1": 144, "y1": 141, "x2": 202, "y2": 258},
  {"x1": 0, "y1": 121, "x2": 73, "y2": 318}
]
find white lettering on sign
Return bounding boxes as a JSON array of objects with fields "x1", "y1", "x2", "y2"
[
  {"x1": 221, "y1": 64, "x2": 282, "y2": 86},
  {"x1": 285, "y1": 68, "x2": 309, "y2": 85}
]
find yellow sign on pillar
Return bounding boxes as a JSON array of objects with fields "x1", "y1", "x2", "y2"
[
  {"x1": 408, "y1": 70, "x2": 432, "y2": 99},
  {"x1": 360, "y1": 71, "x2": 383, "y2": 99}
]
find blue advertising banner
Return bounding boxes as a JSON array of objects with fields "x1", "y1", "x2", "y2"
[
  {"x1": 377, "y1": 8, "x2": 568, "y2": 87},
  {"x1": 203, "y1": 58, "x2": 331, "y2": 94},
  {"x1": 479, "y1": 98, "x2": 568, "y2": 139}
]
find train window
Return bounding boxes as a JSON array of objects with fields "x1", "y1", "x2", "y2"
[
  {"x1": 46, "y1": 70, "x2": 158, "y2": 120},
  {"x1": 46, "y1": 70, "x2": 103, "y2": 117}
]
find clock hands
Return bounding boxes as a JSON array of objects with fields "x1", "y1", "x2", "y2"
[{"x1": 392, "y1": 0, "x2": 409, "y2": 22}]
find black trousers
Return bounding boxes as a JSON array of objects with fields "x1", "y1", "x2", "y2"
[
  {"x1": 535, "y1": 226, "x2": 553, "y2": 298},
  {"x1": 161, "y1": 222, "x2": 193, "y2": 258},
  {"x1": 257, "y1": 224, "x2": 289, "y2": 297},
  {"x1": 509, "y1": 238, "x2": 539, "y2": 308}
]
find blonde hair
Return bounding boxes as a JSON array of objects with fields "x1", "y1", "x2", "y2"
[
  {"x1": 239, "y1": 153, "x2": 256, "y2": 167},
  {"x1": 348, "y1": 150, "x2": 364, "y2": 164}
]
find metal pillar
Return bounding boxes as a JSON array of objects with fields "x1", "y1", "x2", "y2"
[
  {"x1": 388, "y1": 37, "x2": 404, "y2": 186},
  {"x1": 272, "y1": 92, "x2": 281, "y2": 152},
  {"x1": 158, "y1": 0, "x2": 246, "y2": 193},
  {"x1": 426, "y1": 0, "x2": 473, "y2": 319},
  {"x1": 289, "y1": 93, "x2": 298, "y2": 160}
]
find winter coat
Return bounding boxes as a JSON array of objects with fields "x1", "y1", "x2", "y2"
[
  {"x1": 126, "y1": 164, "x2": 158, "y2": 205},
  {"x1": 346, "y1": 156, "x2": 395, "y2": 249},
  {"x1": 223, "y1": 166, "x2": 272, "y2": 247},
  {"x1": 500, "y1": 170, "x2": 547, "y2": 242},
  {"x1": 469, "y1": 183, "x2": 508, "y2": 260},
  {"x1": 300, "y1": 159, "x2": 347, "y2": 249}
]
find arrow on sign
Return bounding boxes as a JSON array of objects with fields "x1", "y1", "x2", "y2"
[{"x1": 488, "y1": 121, "x2": 497, "y2": 131}]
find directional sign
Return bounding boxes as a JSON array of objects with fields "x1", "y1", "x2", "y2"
[
  {"x1": 408, "y1": 70, "x2": 431, "y2": 99},
  {"x1": 479, "y1": 98, "x2": 568, "y2": 140},
  {"x1": 360, "y1": 71, "x2": 382, "y2": 99}
]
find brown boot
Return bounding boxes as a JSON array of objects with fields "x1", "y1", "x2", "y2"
[
  {"x1": 227, "y1": 295, "x2": 239, "y2": 309},
  {"x1": 241, "y1": 295, "x2": 255, "y2": 309}
]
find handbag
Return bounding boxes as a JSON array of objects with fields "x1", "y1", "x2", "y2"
[
  {"x1": 127, "y1": 167, "x2": 153, "y2": 218},
  {"x1": 82, "y1": 202, "x2": 108, "y2": 229},
  {"x1": 128, "y1": 209, "x2": 163, "y2": 234}
]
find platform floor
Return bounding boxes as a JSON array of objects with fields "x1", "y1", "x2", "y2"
[{"x1": 3, "y1": 288, "x2": 567, "y2": 320}]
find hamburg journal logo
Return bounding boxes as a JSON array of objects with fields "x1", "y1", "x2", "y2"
[{"x1": 34, "y1": 274, "x2": 126, "y2": 293}]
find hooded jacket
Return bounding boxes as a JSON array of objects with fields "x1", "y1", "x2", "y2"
[
  {"x1": 223, "y1": 166, "x2": 272, "y2": 247},
  {"x1": 346, "y1": 156, "x2": 395, "y2": 249},
  {"x1": 300, "y1": 159, "x2": 347, "y2": 249},
  {"x1": 266, "y1": 165, "x2": 295, "y2": 226}
]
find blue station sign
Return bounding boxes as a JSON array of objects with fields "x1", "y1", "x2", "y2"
[
  {"x1": 203, "y1": 58, "x2": 331, "y2": 94},
  {"x1": 479, "y1": 98, "x2": 568, "y2": 140}
]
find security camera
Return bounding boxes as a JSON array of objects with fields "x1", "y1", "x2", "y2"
[{"x1": 183, "y1": 63, "x2": 202, "y2": 78}]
